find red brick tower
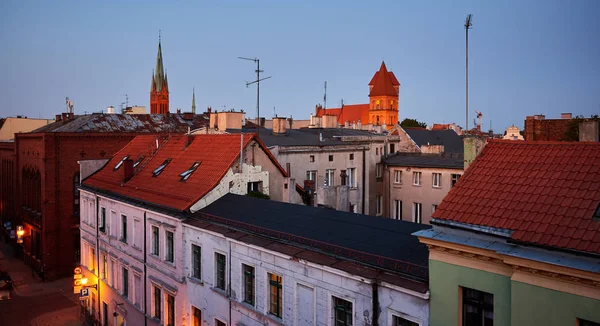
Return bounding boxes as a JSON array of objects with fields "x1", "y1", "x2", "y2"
[
  {"x1": 150, "y1": 40, "x2": 169, "y2": 115},
  {"x1": 368, "y1": 62, "x2": 400, "y2": 129}
]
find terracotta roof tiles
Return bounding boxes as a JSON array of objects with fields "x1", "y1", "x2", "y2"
[{"x1": 433, "y1": 139, "x2": 600, "y2": 255}]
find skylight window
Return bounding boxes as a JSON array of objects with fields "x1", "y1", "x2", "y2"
[
  {"x1": 179, "y1": 162, "x2": 201, "y2": 181},
  {"x1": 152, "y1": 158, "x2": 172, "y2": 177},
  {"x1": 133, "y1": 155, "x2": 145, "y2": 168},
  {"x1": 114, "y1": 156, "x2": 129, "y2": 171}
]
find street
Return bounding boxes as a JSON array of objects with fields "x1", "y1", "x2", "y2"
[{"x1": 0, "y1": 291, "x2": 78, "y2": 326}]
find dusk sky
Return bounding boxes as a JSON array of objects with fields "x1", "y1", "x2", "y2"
[{"x1": 1, "y1": 0, "x2": 599, "y2": 132}]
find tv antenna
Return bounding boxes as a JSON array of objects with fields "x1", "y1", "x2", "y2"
[
  {"x1": 238, "y1": 56, "x2": 272, "y2": 137},
  {"x1": 122, "y1": 94, "x2": 129, "y2": 108},
  {"x1": 324, "y1": 81, "x2": 327, "y2": 110},
  {"x1": 464, "y1": 14, "x2": 473, "y2": 131},
  {"x1": 65, "y1": 97, "x2": 74, "y2": 114}
]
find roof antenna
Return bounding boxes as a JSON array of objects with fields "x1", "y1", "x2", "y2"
[
  {"x1": 158, "y1": 29, "x2": 161, "y2": 43},
  {"x1": 324, "y1": 81, "x2": 327, "y2": 110}
]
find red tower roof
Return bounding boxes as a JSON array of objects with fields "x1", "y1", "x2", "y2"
[{"x1": 368, "y1": 61, "x2": 400, "y2": 97}]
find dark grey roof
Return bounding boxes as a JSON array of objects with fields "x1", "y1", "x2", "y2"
[
  {"x1": 188, "y1": 193, "x2": 430, "y2": 280},
  {"x1": 404, "y1": 129, "x2": 464, "y2": 153},
  {"x1": 226, "y1": 127, "x2": 382, "y2": 147},
  {"x1": 383, "y1": 152, "x2": 464, "y2": 169},
  {"x1": 32, "y1": 113, "x2": 208, "y2": 133}
]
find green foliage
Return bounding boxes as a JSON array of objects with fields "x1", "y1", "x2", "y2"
[
  {"x1": 247, "y1": 191, "x2": 270, "y2": 200},
  {"x1": 400, "y1": 118, "x2": 427, "y2": 129},
  {"x1": 563, "y1": 114, "x2": 600, "y2": 141}
]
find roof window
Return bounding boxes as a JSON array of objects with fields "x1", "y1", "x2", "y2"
[
  {"x1": 152, "y1": 158, "x2": 172, "y2": 177},
  {"x1": 180, "y1": 162, "x2": 201, "y2": 181},
  {"x1": 114, "y1": 156, "x2": 129, "y2": 171},
  {"x1": 594, "y1": 202, "x2": 600, "y2": 221},
  {"x1": 133, "y1": 155, "x2": 145, "y2": 168}
]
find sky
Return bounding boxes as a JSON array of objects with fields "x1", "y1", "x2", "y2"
[{"x1": 1, "y1": 0, "x2": 599, "y2": 132}]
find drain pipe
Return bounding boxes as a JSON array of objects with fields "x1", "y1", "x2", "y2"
[
  {"x1": 372, "y1": 282, "x2": 379, "y2": 325},
  {"x1": 96, "y1": 195, "x2": 101, "y2": 322},
  {"x1": 228, "y1": 240, "x2": 232, "y2": 324},
  {"x1": 143, "y1": 211, "x2": 148, "y2": 326},
  {"x1": 361, "y1": 148, "x2": 366, "y2": 214}
]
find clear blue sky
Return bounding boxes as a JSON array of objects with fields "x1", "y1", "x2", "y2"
[{"x1": 1, "y1": 0, "x2": 599, "y2": 132}]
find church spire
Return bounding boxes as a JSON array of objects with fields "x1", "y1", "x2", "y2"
[
  {"x1": 191, "y1": 87, "x2": 196, "y2": 114},
  {"x1": 150, "y1": 34, "x2": 169, "y2": 115},
  {"x1": 153, "y1": 40, "x2": 166, "y2": 92}
]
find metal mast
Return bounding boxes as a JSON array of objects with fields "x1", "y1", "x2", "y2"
[
  {"x1": 238, "y1": 57, "x2": 271, "y2": 137},
  {"x1": 465, "y1": 14, "x2": 473, "y2": 132}
]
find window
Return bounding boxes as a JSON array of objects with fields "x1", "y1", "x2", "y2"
[
  {"x1": 166, "y1": 293, "x2": 175, "y2": 326},
  {"x1": 286, "y1": 163, "x2": 291, "y2": 176},
  {"x1": 134, "y1": 274, "x2": 142, "y2": 307},
  {"x1": 390, "y1": 143, "x2": 395, "y2": 153},
  {"x1": 413, "y1": 172, "x2": 421, "y2": 186},
  {"x1": 102, "y1": 253, "x2": 108, "y2": 279},
  {"x1": 180, "y1": 162, "x2": 201, "y2": 181},
  {"x1": 243, "y1": 264, "x2": 255, "y2": 305},
  {"x1": 110, "y1": 259, "x2": 117, "y2": 288},
  {"x1": 247, "y1": 181, "x2": 260, "y2": 193},
  {"x1": 394, "y1": 170, "x2": 402, "y2": 184},
  {"x1": 103, "y1": 302, "x2": 108, "y2": 326},
  {"x1": 133, "y1": 155, "x2": 145, "y2": 168},
  {"x1": 121, "y1": 214, "x2": 127, "y2": 243},
  {"x1": 347, "y1": 168, "x2": 356, "y2": 187},
  {"x1": 215, "y1": 253, "x2": 226, "y2": 290},
  {"x1": 90, "y1": 247, "x2": 96, "y2": 272},
  {"x1": 153, "y1": 286, "x2": 162, "y2": 319},
  {"x1": 462, "y1": 287, "x2": 493, "y2": 326},
  {"x1": 73, "y1": 173, "x2": 80, "y2": 215},
  {"x1": 100, "y1": 207, "x2": 106, "y2": 232},
  {"x1": 376, "y1": 147, "x2": 379, "y2": 155},
  {"x1": 376, "y1": 196, "x2": 382, "y2": 216},
  {"x1": 191, "y1": 244, "x2": 201, "y2": 279},
  {"x1": 122, "y1": 267, "x2": 129, "y2": 298},
  {"x1": 349, "y1": 153, "x2": 354, "y2": 160},
  {"x1": 114, "y1": 156, "x2": 129, "y2": 171},
  {"x1": 152, "y1": 158, "x2": 171, "y2": 177},
  {"x1": 432, "y1": 204, "x2": 438, "y2": 214},
  {"x1": 89, "y1": 201, "x2": 94, "y2": 227},
  {"x1": 165, "y1": 230, "x2": 174, "y2": 263},
  {"x1": 376, "y1": 164, "x2": 382, "y2": 178},
  {"x1": 413, "y1": 202, "x2": 422, "y2": 223},
  {"x1": 452, "y1": 173, "x2": 462, "y2": 187},
  {"x1": 268, "y1": 273, "x2": 282, "y2": 317},
  {"x1": 193, "y1": 306, "x2": 202, "y2": 326},
  {"x1": 394, "y1": 200, "x2": 402, "y2": 220},
  {"x1": 110, "y1": 210, "x2": 117, "y2": 237},
  {"x1": 432, "y1": 173, "x2": 441, "y2": 188},
  {"x1": 152, "y1": 226, "x2": 159, "y2": 256},
  {"x1": 325, "y1": 169, "x2": 335, "y2": 186},
  {"x1": 579, "y1": 319, "x2": 600, "y2": 326},
  {"x1": 306, "y1": 170, "x2": 317, "y2": 181},
  {"x1": 215, "y1": 319, "x2": 226, "y2": 326},
  {"x1": 393, "y1": 315, "x2": 418, "y2": 326},
  {"x1": 309, "y1": 155, "x2": 315, "y2": 162},
  {"x1": 333, "y1": 296, "x2": 353, "y2": 326},
  {"x1": 329, "y1": 155, "x2": 333, "y2": 162}
]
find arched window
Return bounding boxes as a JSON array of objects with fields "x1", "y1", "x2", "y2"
[{"x1": 73, "y1": 172, "x2": 80, "y2": 217}]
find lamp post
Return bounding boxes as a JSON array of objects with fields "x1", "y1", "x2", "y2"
[{"x1": 238, "y1": 57, "x2": 271, "y2": 138}]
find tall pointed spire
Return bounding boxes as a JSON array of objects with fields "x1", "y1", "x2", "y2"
[
  {"x1": 191, "y1": 87, "x2": 196, "y2": 114},
  {"x1": 150, "y1": 34, "x2": 169, "y2": 115},
  {"x1": 154, "y1": 41, "x2": 165, "y2": 92}
]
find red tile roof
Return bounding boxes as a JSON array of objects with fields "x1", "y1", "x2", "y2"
[
  {"x1": 433, "y1": 139, "x2": 600, "y2": 255},
  {"x1": 432, "y1": 124, "x2": 451, "y2": 131},
  {"x1": 83, "y1": 134, "x2": 287, "y2": 212},
  {"x1": 369, "y1": 62, "x2": 400, "y2": 97},
  {"x1": 315, "y1": 104, "x2": 370, "y2": 125}
]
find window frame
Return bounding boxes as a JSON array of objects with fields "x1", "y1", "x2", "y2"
[
  {"x1": 242, "y1": 264, "x2": 255, "y2": 306},
  {"x1": 192, "y1": 306, "x2": 202, "y2": 326},
  {"x1": 462, "y1": 287, "x2": 494, "y2": 326},
  {"x1": 153, "y1": 285, "x2": 162, "y2": 320},
  {"x1": 413, "y1": 171, "x2": 421, "y2": 186},
  {"x1": 306, "y1": 170, "x2": 317, "y2": 181},
  {"x1": 325, "y1": 169, "x2": 335, "y2": 187},
  {"x1": 120, "y1": 214, "x2": 127, "y2": 243},
  {"x1": 151, "y1": 225, "x2": 160, "y2": 256},
  {"x1": 332, "y1": 296, "x2": 353, "y2": 326},
  {"x1": 215, "y1": 252, "x2": 226, "y2": 290},
  {"x1": 100, "y1": 207, "x2": 106, "y2": 232},
  {"x1": 413, "y1": 202, "x2": 422, "y2": 224},
  {"x1": 432, "y1": 173, "x2": 442, "y2": 188},
  {"x1": 392, "y1": 314, "x2": 420, "y2": 326},
  {"x1": 347, "y1": 168, "x2": 356, "y2": 188},
  {"x1": 376, "y1": 163, "x2": 382, "y2": 178},
  {"x1": 451, "y1": 173, "x2": 462, "y2": 187},
  {"x1": 166, "y1": 292, "x2": 175, "y2": 326},
  {"x1": 122, "y1": 266, "x2": 129, "y2": 298},
  {"x1": 394, "y1": 200, "x2": 402, "y2": 220},
  {"x1": 394, "y1": 170, "x2": 402, "y2": 184},
  {"x1": 268, "y1": 273, "x2": 283, "y2": 318},
  {"x1": 191, "y1": 244, "x2": 201, "y2": 279},
  {"x1": 165, "y1": 230, "x2": 174, "y2": 263},
  {"x1": 376, "y1": 196, "x2": 382, "y2": 216}
]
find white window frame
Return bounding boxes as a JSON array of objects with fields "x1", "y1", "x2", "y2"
[
  {"x1": 413, "y1": 202, "x2": 422, "y2": 224},
  {"x1": 413, "y1": 172, "x2": 421, "y2": 186},
  {"x1": 164, "y1": 229, "x2": 174, "y2": 264},
  {"x1": 325, "y1": 169, "x2": 335, "y2": 187},
  {"x1": 432, "y1": 173, "x2": 441, "y2": 188},
  {"x1": 330, "y1": 294, "x2": 355, "y2": 326},
  {"x1": 133, "y1": 272, "x2": 142, "y2": 308},
  {"x1": 133, "y1": 218, "x2": 141, "y2": 249},
  {"x1": 394, "y1": 170, "x2": 402, "y2": 184},
  {"x1": 432, "y1": 204, "x2": 438, "y2": 214},
  {"x1": 89, "y1": 200, "x2": 95, "y2": 227},
  {"x1": 306, "y1": 170, "x2": 317, "y2": 181},
  {"x1": 347, "y1": 168, "x2": 356, "y2": 188},
  {"x1": 394, "y1": 200, "x2": 402, "y2": 220},
  {"x1": 376, "y1": 164, "x2": 382, "y2": 178},
  {"x1": 376, "y1": 196, "x2": 382, "y2": 216}
]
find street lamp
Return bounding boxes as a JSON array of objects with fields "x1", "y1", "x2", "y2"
[{"x1": 81, "y1": 277, "x2": 98, "y2": 289}]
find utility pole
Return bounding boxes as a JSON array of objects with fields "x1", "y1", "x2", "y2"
[
  {"x1": 465, "y1": 14, "x2": 473, "y2": 132},
  {"x1": 238, "y1": 57, "x2": 271, "y2": 138}
]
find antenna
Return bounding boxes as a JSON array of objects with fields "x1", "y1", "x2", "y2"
[
  {"x1": 122, "y1": 94, "x2": 129, "y2": 108},
  {"x1": 65, "y1": 97, "x2": 74, "y2": 114},
  {"x1": 273, "y1": 106, "x2": 276, "y2": 117},
  {"x1": 324, "y1": 81, "x2": 327, "y2": 110},
  {"x1": 238, "y1": 56, "x2": 272, "y2": 138},
  {"x1": 465, "y1": 14, "x2": 473, "y2": 132}
]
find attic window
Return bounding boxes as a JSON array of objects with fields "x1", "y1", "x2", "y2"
[
  {"x1": 114, "y1": 156, "x2": 129, "y2": 171},
  {"x1": 152, "y1": 158, "x2": 172, "y2": 177},
  {"x1": 594, "y1": 203, "x2": 600, "y2": 221},
  {"x1": 133, "y1": 155, "x2": 145, "y2": 168},
  {"x1": 179, "y1": 162, "x2": 201, "y2": 181}
]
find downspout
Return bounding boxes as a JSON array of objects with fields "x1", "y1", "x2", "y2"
[
  {"x1": 144, "y1": 211, "x2": 148, "y2": 326},
  {"x1": 96, "y1": 195, "x2": 101, "y2": 322},
  {"x1": 387, "y1": 166, "x2": 391, "y2": 218},
  {"x1": 372, "y1": 282, "x2": 379, "y2": 326},
  {"x1": 228, "y1": 240, "x2": 232, "y2": 324},
  {"x1": 361, "y1": 148, "x2": 366, "y2": 214}
]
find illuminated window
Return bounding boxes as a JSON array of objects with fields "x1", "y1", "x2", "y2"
[
  {"x1": 268, "y1": 273, "x2": 282, "y2": 317},
  {"x1": 152, "y1": 158, "x2": 172, "y2": 177}
]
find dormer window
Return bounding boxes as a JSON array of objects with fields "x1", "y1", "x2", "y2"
[
  {"x1": 133, "y1": 155, "x2": 145, "y2": 168},
  {"x1": 179, "y1": 162, "x2": 201, "y2": 181},
  {"x1": 152, "y1": 158, "x2": 172, "y2": 177},
  {"x1": 114, "y1": 156, "x2": 129, "y2": 171}
]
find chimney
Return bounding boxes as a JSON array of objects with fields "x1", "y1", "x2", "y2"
[
  {"x1": 55, "y1": 114, "x2": 62, "y2": 122},
  {"x1": 259, "y1": 117, "x2": 266, "y2": 127},
  {"x1": 123, "y1": 159, "x2": 134, "y2": 183},
  {"x1": 272, "y1": 116, "x2": 287, "y2": 135},
  {"x1": 177, "y1": 108, "x2": 181, "y2": 114},
  {"x1": 207, "y1": 106, "x2": 212, "y2": 114},
  {"x1": 561, "y1": 113, "x2": 572, "y2": 119}
]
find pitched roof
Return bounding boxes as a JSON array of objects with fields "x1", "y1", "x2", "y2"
[
  {"x1": 189, "y1": 193, "x2": 431, "y2": 281},
  {"x1": 369, "y1": 62, "x2": 400, "y2": 97},
  {"x1": 31, "y1": 113, "x2": 208, "y2": 133},
  {"x1": 433, "y1": 140, "x2": 600, "y2": 255},
  {"x1": 228, "y1": 127, "x2": 381, "y2": 147},
  {"x1": 315, "y1": 104, "x2": 370, "y2": 125},
  {"x1": 383, "y1": 152, "x2": 464, "y2": 170},
  {"x1": 404, "y1": 129, "x2": 464, "y2": 153},
  {"x1": 83, "y1": 133, "x2": 285, "y2": 212}
]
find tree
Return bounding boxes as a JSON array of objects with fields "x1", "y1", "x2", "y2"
[
  {"x1": 563, "y1": 114, "x2": 599, "y2": 141},
  {"x1": 400, "y1": 118, "x2": 427, "y2": 129}
]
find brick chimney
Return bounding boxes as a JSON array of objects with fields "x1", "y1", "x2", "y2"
[
  {"x1": 561, "y1": 113, "x2": 572, "y2": 119},
  {"x1": 55, "y1": 114, "x2": 62, "y2": 122},
  {"x1": 272, "y1": 116, "x2": 287, "y2": 135},
  {"x1": 123, "y1": 159, "x2": 134, "y2": 183}
]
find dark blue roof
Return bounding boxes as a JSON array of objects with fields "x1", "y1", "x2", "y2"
[
  {"x1": 383, "y1": 152, "x2": 464, "y2": 169},
  {"x1": 405, "y1": 129, "x2": 464, "y2": 153}
]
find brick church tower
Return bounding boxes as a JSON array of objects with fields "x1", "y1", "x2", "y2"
[
  {"x1": 368, "y1": 62, "x2": 400, "y2": 128},
  {"x1": 150, "y1": 39, "x2": 169, "y2": 115}
]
